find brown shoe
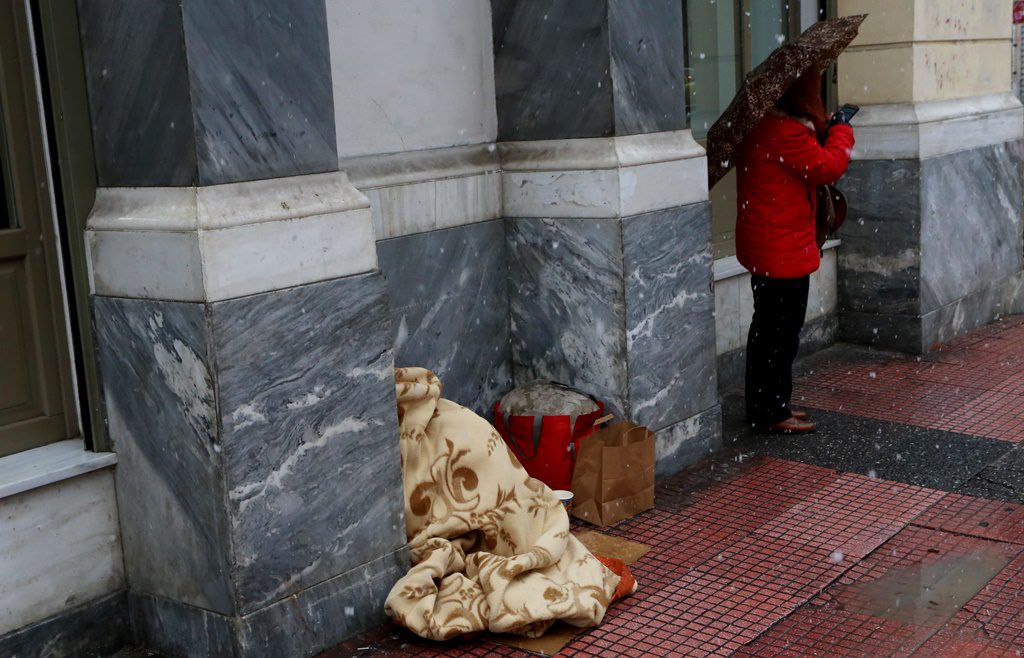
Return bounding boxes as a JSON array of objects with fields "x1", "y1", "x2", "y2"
[
  {"x1": 769, "y1": 416, "x2": 817, "y2": 434},
  {"x1": 791, "y1": 409, "x2": 810, "y2": 420}
]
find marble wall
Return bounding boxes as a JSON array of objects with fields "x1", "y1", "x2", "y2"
[
  {"x1": 716, "y1": 249, "x2": 840, "y2": 394},
  {"x1": 94, "y1": 297, "x2": 235, "y2": 613},
  {"x1": 507, "y1": 203, "x2": 717, "y2": 436},
  {"x1": 492, "y1": 0, "x2": 686, "y2": 140},
  {"x1": 377, "y1": 220, "x2": 512, "y2": 415},
  {"x1": 0, "y1": 592, "x2": 128, "y2": 658},
  {"x1": 623, "y1": 204, "x2": 716, "y2": 430},
  {"x1": 93, "y1": 273, "x2": 408, "y2": 655},
  {"x1": 78, "y1": 0, "x2": 336, "y2": 186},
  {"x1": 181, "y1": 0, "x2": 337, "y2": 185},
  {"x1": 213, "y1": 275, "x2": 406, "y2": 613},
  {"x1": 77, "y1": 0, "x2": 196, "y2": 186},
  {"x1": 838, "y1": 140, "x2": 1024, "y2": 352},
  {"x1": 327, "y1": 0, "x2": 496, "y2": 158},
  {"x1": 919, "y1": 141, "x2": 1024, "y2": 314}
]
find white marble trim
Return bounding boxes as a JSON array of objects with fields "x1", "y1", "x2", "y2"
[
  {"x1": 87, "y1": 172, "x2": 369, "y2": 232},
  {"x1": 852, "y1": 93, "x2": 1024, "y2": 160},
  {"x1": 713, "y1": 239, "x2": 840, "y2": 282},
  {"x1": 341, "y1": 143, "x2": 500, "y2": 189},
  {"x1": 500, "y1": 130, "x2": 709, "y2": 218},
  {"x1": 499, "y1": 130, "x2": 706, "y2": 172},
  {"x1": 85, "y1": 171, "x2": 379, "y2": 301},
  {"x1": 0, "y1": 439, "x2": 117, "y2": 500}
]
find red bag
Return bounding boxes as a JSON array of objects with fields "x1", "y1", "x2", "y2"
[{"x1": 492, "y1": 397, "x2": 606, "y2": 491}]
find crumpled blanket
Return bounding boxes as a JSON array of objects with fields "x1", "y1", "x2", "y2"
[{"x1": 385, "y1": 368, "x2": 630, "y2": 640}]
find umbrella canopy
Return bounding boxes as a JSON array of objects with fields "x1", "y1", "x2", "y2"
[{"x1": 705, "y1": 14, "x2": 867, "y2": 189}]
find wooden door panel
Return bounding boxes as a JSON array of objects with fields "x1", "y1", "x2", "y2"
[
  {"x1": 0, "y1": 260, "x2": 33, "y2": 416},
  {"x1": 0, "y1": 0, "x2": 77, "y2": 454}
]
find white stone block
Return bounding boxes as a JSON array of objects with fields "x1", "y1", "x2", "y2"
[
  {"x1": 714, "y1": 277, "x2": 742, "y2": 355},
  {"x1": 199, "y1": 208, "x2": 378, "y2": 301},
  {"x1": 0, "y1": 469, "x2": 123, "y2": 635},
  {"x1": 326, "y1": 0, "x2": 497, "y2": 158},
  {"x1": 86, "y1": 172, "x2": 378, "y2": 302}
]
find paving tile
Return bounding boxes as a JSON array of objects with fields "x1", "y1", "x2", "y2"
[
  {"x1": 911, "y1": 630, "x2": 1023, "y2": 657},
  {"x1": 937, "y1": 552, "x2": 1024, "y2": 651},
  {"x1": 734, "y1": 601, "x2": 925, "y2": 658},
  {"x1": 791, "y1": 317, "x2": 1024, "y2": 443},
  {"x1": 914, "y1": 493, "x2": 1024, "y2": 545}
]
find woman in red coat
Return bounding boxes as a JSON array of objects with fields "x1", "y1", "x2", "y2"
[{"x1": 735, "y1": 71, "x2": 855, "y2": 434}]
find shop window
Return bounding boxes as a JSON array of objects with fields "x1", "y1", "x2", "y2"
[{"x1": 684, "y1": 0, "x2": 828, "y2": 259}]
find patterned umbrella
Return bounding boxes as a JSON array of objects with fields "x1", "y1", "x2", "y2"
[{"x1": 706, "y1": 15, "x2": 867, "y2": 189}]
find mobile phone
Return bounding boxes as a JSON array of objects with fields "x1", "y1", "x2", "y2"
[{"x1": 837, "y1": 104, "x2": 860, "y2": 123}]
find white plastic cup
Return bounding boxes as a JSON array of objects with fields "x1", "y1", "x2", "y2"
[{"x1": 553, "y1": 489, "x2": 574, "y2": 514}]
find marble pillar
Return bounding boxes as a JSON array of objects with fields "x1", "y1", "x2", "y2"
[
  {"x1": 493, "y1": 2, "x2": 718, "y2": 476},
  {"x1": 501, "y1": 132, "x2": 721, "y2": 476},
  {"x1": 78, "y1": 3, "x2": 405, "y2": 656},
  {"x1": 835, "y1": 1, "x2": 1024, "y2": 352},
  {"x1": 492, "y1": 0, "x2": 686, "y2": 140},
  {"x1": 837, "y1": 98, "x2": 1024, "y2": 353}
]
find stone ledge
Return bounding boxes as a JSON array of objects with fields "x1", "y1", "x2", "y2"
[
  {"x1": 85, "y1": 171, "x2": 378, "y2": 302},
  {"x1": 498, "y1": 130, "x2": 705, "y2": 172},
  {"x1": 714, "y1": 240, "x2": 841, "y2": 282},
  {"x1": 852, "y1": 93, "x2": 1024, "y2": 160},
  {"x1": 0, "y1": 439, "x2": 116, "y2": 500},
  {"x1": 499, "y1": 130, "x2": 709, "y2": 219}
]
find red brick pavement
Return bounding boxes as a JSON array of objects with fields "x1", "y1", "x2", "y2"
[
  {"x1": 792, "y1": 316, "x2": 1024, "y2": 442},
  {"x1": 335, "y1": 319, "x2": 1024, "y2": 657}
]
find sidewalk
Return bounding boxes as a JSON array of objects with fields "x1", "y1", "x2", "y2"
[{"x1": 331, "y1": 317, "x2": 1024, "y2": 658}]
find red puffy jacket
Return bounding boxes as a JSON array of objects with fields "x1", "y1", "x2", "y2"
[{"x1": 735, "y1": 114, "x2": 855, "y2": 279}]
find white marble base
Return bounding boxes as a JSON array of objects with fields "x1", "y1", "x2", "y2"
[
  {"x1": 714, "y1": 247, "x2": 839, "y2": 356},
  {"x1": 0, "y1": 440, "x2": 116, "y2": 499},
  {"x1": 852, "y1": 93, "x2": 1024, "y2": 161},
  {"x1": 86, "y1": 172, "x2": 377, "y2": 302},
  {"x1": 342, "y1": 143, "x2": 502, "y2": 240},
  {"x1": 500, "y1": 130, "x2": 709, "y2": 217},
  {"x1": 0, "y1": 468, "x2": 124, "y2": 635}
]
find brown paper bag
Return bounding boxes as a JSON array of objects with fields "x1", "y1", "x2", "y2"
[{"x1": 570, "y1": 421, "x2": 655, "y2": 526}]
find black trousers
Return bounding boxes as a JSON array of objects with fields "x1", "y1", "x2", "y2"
[{"x1": 745, "y1": 274, "x2": 810, "y2": 425}]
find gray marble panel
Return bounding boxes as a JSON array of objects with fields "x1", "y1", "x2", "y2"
[
  {"x1": 0, "y1": 591, "x2": 128, "y2": 658},
  {"x1": 654, "y1": 405, "x2": 722, "y2": 479},
  {"x1": 128, "y1": 592, "x2": 236, "y2": 658},
  {"x1": 798, "y1": 314, "x2": 839, "y2": 357},
  {"x1": 492, "y1": 1, "x2": 613, "y2": 140},
  {"x1": 716, "y1": 349, "x2": 746, "y2": 397},
  {"x1": 717, "y1": 313, "x2": 838, "y2": 395},
  {"x1": 377, "y1": 221, "x2": 512, "y2": 416},
  {"x1": 213, "y1": 273, "x2": 406, "y2": 613},
  {"x1": 93, "y1": 297, "x2": 235, "y2": 613},
  {"x1": 181, "y1": 0, "x2": 337, "y2": 185},
  {"x1": 920, "y1": 141, "x2": 1024, "y2": 314},
  {"x1": 237, "y1": 549, "x2": 409, "y2": 658},
  {"x1": 838, "y1": 159, "x2": 923, "y2": 316},
  {"x1": 609, "y1": 0, "x2": 687, "y2": 135},
  {"x1": 838, "y1": 310, "x2": 923, "y2": 354},
  {"x1": 623, "y1": 204, "x2": 715, "y2": 430},
  {"x1": 507, "y1": 217, "x2": 629, "y2": 417},
  {"x1": 922, "y1": 271, "x2": 1024, "y2": 349},
  {"x1": 77, "y1": 0, "x2": 197, "y2": 186}
]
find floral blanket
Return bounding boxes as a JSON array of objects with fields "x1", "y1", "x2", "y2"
[{"x1": 385, "y1": 368, "x2": 631, "y2": 640}]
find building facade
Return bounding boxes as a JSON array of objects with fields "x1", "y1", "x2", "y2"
[{"x1": 0, "y1": 1, "x2": 1019, "y2": 657}]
